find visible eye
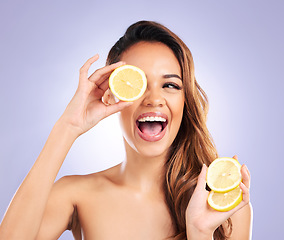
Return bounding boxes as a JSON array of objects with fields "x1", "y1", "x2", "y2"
[{"x1": 163, "y1": 82, "x2": 182, "y2": 90}]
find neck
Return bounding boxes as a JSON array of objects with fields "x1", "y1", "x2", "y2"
[{"x1": 119, "y1": 142, "x2": 167, "y2": 195}]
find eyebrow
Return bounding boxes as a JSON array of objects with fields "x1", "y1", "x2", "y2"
[{"x1": 163, "y1": 74, "x2": 182, "y2": 81}]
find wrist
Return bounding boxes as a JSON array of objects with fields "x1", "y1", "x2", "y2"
[
  {"x1": 187, "y1": 230, "x2": 213, "y2": 240},
  {"x1": 186, "y1": 224, "x2": 213, "y2": 240},
  {"x1": 52, "y1": 120, "x2": 81, "y2": 143},
  {"x1": 55, "y1": 116, "x2": 83, "y2": 139}
]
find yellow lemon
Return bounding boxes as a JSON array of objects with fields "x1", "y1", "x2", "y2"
[
  {"x1": 206, "y1": 157, "x2": 242, "y2": 193},
  {"x1": 207, "y1": 187, "x2": 243, "y2": 212},
  {"x1": 109, "y1": 65, "x2": 147, "y2": 102}
]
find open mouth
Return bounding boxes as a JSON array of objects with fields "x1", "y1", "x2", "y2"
[{"x1": 136, "y1": 113, "x2": 168, "y2": 142}]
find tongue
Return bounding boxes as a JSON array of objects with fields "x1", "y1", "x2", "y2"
[{"x1": 139, "y1": 122, "x2": 163, "y2": 136}]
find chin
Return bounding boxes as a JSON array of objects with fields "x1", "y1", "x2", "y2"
[{"x1": 137, "y1": 145, "x2": 169, "y2": 159}]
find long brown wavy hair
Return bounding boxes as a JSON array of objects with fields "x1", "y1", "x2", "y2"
[{"x1": 106, "y1": 20, "x2": 232, "y2": 240}]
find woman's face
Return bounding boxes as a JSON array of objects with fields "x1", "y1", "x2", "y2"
[{"x1": 119, "y1": 41, "x2": 184, "y2": 159}]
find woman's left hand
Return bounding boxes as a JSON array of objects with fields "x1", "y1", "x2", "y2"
[{"x1": 185, "y1": 156, "x2": 250, "y2": 239}]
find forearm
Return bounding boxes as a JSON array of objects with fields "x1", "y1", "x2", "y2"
[{"x1": 0, "y1": 120, "x2": 78, "y2": 240}]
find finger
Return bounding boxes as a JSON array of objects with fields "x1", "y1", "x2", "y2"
[
  {"x1": 241, "y1": 164, "x2": 250, "y2": 189},
  {"x1": 98, "y1": 78, "x2": 111, "y2": 92},
  {"x1": 102, "y1": 89, "x2": 116, "y2": 105},
  {"x1": 225, "y1": 182, "x2": 250, "y2": 216},
  {"x1": 196, "y1": 164, "x2": 208, "y2": 191},
  {"x1": 239, "y1": 182, "x2": 250, "y2": 203},
  {"x1": 88, "y1": 75, "x2": 110, "y2": 96},
  {"x1": 79, "y1": 54, "x2": 100, "y2": 80},
  {"x1": 90, "y1": 76, "x2": 113, "y2": 98},
  {"x1": 104, "y1": 101, "x2": 133, "y2": 117},
  {"x1": 88, "y1": 61, "x2": 125, "y2": 85},
  {"x1": 232, "y1": 155, "x2": 238, "y2": 161}
]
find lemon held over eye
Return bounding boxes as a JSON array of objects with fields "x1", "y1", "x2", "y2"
[{"x1": 109, "y1": 65, "x2": 147, "y2": 102}]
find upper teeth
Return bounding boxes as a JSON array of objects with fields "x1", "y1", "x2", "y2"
[{"x1": 138, "y1": 116, "x2": 167, "y2": 122}]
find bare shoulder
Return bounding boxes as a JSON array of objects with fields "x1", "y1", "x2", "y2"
[
  {"x1": 227, "y1": 203, "x2": 253, "y2": 240},
  {"x1": 56, "y1": 163, "x2": 122, "y2": 195},
  {"x1": 37, "y1": 164, "x2": 122, "y2": 239}
]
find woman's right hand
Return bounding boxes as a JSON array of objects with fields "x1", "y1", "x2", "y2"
[{"x1": 59, "y1": 54, "x2": 132, "y2": 137}]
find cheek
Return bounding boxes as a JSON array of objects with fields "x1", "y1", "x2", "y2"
[{"x1": 169, "y1": 95, "x2": 185, "y2": 122}]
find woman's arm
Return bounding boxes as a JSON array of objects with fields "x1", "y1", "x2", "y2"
[
  {"x1": 0, "y1": 55, "x2": 130, "y2": 240},
  {"x1": 0, "y1": 121, "x2": 78, "y2": 240},
  {"x1": 35, "y1": 175, "x2": 82, "y2": 240},
  {"x1": 229, "y1": 203, "x2": 253, "y2": 240}
]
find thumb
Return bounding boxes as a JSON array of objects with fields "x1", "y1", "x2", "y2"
[
  {"x1": 104, "y1": 101, "x2": 133, "y2": 117},
  {"x1": 196, "y1": 164, "x2": 208, "y2": 191}
]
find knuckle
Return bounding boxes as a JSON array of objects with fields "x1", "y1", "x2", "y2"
[
  {"x1": 94, "y1": 68, "x2": 102, "y2": 77},
  {"x1": 79, "y1": 66, "x2": 86, "y2": 73}
]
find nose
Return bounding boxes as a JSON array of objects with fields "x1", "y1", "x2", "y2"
[{"x1": 142, "y1": 86, "x2": 166, "y2": 107}]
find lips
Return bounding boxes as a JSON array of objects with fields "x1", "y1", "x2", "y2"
[{"x1": 136, "y1": 112, "x2": 168, "y2": 142}]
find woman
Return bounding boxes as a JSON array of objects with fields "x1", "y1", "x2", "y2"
[{"x1": 0, "y1": 21, "x2": 252, "y2": 240}]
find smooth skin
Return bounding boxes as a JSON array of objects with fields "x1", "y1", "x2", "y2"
[{"x1": 0, "y1": 42, "x2": 252, "y2": 240}]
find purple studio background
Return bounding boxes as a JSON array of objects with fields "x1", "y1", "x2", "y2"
[{"x1": 0, "y1": 1, "x2": 283, "y2": 239}]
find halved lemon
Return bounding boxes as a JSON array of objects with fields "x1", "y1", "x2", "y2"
[
  {"x1": 208, "y1": 187, "x2": 243, "y2": 212},
  {"x1": 206, "y1": 157, "x2": 242, "y2": 193},
  {"x1": 109, "y1": 65, "x2": 147, "y2": 102}
]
